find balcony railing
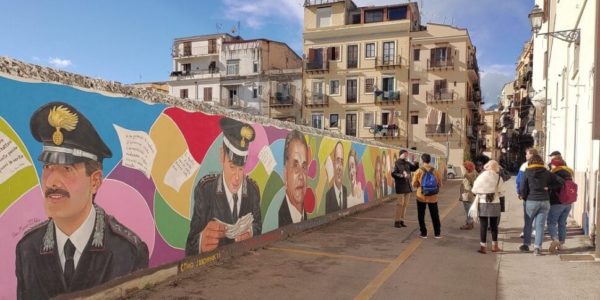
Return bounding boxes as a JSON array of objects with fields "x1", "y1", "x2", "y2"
[
  {"x1": 270, "y1": 95, "x2": 294, "y2": 108},
  {"x1": 375, "y1": 55, "x2": 404, "y2": 69},
  {"x1": 172, "y1": 46, "x2": 218, "y2": 58},
  {"x1": 375, "y1": 91, "x2": 401, "y2": 103},
  {"x1": 426, "y1": 89, "x2": 456, "y2": 103},
  {"x1": 427, "y1": 58, "x2": 454, "y2": 70},
  {"x1": 221, "y1": 96, "x2": 243, "y2": 109},
  {"x1": 369, "y1": 124, "x2": 399, "y2": 139},
  {"x1": 425, "y1": 124, "x2": 453, "y2": 136},
  {"x1": 305, "y1": 94, "x2": 329, "y2": 107},
  {"x1": 304, "y1": 60, "x2": 329, "y2": 73},
  {"x1": 169, "y1": 68, "x2": 220, "y2": 80}
]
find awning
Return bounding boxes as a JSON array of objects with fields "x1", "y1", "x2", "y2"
[{"x1": 531, "y1": 90, "x2": 547, "y2": 108}]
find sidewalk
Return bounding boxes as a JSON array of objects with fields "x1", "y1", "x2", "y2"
[{"x1": 123, "y1": 178, "x2": 600, "y2": 300}]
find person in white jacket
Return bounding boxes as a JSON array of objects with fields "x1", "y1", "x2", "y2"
[{"x1": 471, "y1": 160, "x2": 507, "y2": 254}]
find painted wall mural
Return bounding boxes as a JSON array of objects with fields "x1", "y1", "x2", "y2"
[{"x1": 0, "y1": 75, "x2": 445, "y2": 299}]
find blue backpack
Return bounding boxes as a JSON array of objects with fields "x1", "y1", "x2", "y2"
[{"x1": 421, "y1": 168, "x2": 439, "y2": 196}]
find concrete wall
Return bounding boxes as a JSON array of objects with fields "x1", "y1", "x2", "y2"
[{"x1": 0, "y1": 57, "x2": 446, "y2": 299}]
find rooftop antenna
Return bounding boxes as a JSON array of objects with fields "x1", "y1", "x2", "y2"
[{"x1": 216, "y1": 23, "x2": 222, "y2": 33}]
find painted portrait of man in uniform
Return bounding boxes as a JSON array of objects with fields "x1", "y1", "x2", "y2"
[
  {"x1": 15, "y1": 102, "x2": 148, "y2": 299},
  {"x1": 185, "y1": 117, "x2": 262, "y2": 256},
  {"x1": 278, "y1": 130, "x2": 308, "y2": 227}
]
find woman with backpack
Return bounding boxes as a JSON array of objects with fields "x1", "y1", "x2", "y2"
[
  {"x1": 547, "y1": 158, "x2": 576, "y2": 254},
  {"x1": 470, "y1": 160, "x2": 506, "y2": 254},
  {"x1": 518, "y1": 154, "x2": 564, "y2": 256},
  {"x1": 411, "y1": 153, "x2": 443, "y2": 239},
  {"x1": 459, "y1": 161, "x2": 478, "y2": 230}
]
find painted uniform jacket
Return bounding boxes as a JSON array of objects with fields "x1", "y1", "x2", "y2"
[
  {"x1": 185, "y1": 173, "x2": 262, "y2": 256},
  {"x1": 15, "y1": 205, "x2": 149, "y2": 300}
]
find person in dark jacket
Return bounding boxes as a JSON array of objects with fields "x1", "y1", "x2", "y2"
[
  {"x1": 518, "y1": 154, "x2": 563, "y2": 255},
  {"x1": 391, "y1": 149, "x2": 419, "y2": 228},
  {"x1": 547, "y1": 158, "x2": 574, "y2": 254}
]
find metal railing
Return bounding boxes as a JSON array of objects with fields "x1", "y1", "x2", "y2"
[
  {"x1": 270, "y1": 95, "x2": 295, "y2": 107},
  {"x1": 427, "y1": 58, "x2": 454, "y2": 70},
  {"x1": 221, "y1": 96, "x2": 243, "y2": 109},
  {"x1": 170, "y1": 68, "x2": 220, "y2": 79},
  {"x1": 426, "y1": 89, "x2": 455, "y2": 102},
  {"x1": 305, "y1": 60, "x2": 329, "y2": 72},
  {"x1": 172, "y1": 46, "x2": 218, "y2": 58},
  {"x1": 305, "y1": 94, "x2": 329, "y2": 106},
  {"x1": 375, "y1": 55, "x2": 404, "y2": 68},
  {"x1": 369, "y1": 124, "x2": 399, "y2": 138},
  {"x1": 425, "y1": 124, "x2": 453, "y2": 136},
  {"x1": 375, "y1": 91, "x2": 401, "y2": 102}
]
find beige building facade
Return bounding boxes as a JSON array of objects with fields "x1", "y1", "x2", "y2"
[{"x1": 302, "y1": 0, "x2": 482, "y2": 167}]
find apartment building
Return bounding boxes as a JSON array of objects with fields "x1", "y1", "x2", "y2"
[
  {"x1": 169, "y1": 34, "x2": 303, "y2": 119},
  {"x1": 302, "y1": 0, "x2": 482, "y2": 166},
  {"x1": 481, "y1": 110, "x2": 501, "y2": 161}
]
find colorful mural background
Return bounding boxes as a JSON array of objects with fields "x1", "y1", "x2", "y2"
[{"x1": 0, "y1": 75, "x2": 445, "y2": 299}]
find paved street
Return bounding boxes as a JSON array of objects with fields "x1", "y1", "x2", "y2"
[{"x1": 128, "y1": 178, "x2": 600, "y2": 299}]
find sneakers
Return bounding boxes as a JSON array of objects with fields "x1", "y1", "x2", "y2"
[
  {"x1": 549, "y1": 240, "x2": 560, "y2": 254},
  {"x1": 519, "y1": 232, "x2": 524, "y2": 238},
  {"x1": 434, "y1": 235, "x2": 442, "y2": 239},
  {"x1": 533, "y1": 248, "x2": 542, "y2": 256},
  {"x1": 519, "y1": 245, "x2": 530, "y2": 252},
  {"x1": 419, "y1": 234, "x2": 428, "y2": 239}
]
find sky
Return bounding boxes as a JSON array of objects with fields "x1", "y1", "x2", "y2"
[{"x1": 0, "y1": 0, "x2": 533, "y2": 107}]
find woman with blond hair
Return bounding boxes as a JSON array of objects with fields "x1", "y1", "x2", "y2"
[
  {"x1": 459, "y1": 161, "x2": 478, "y2": 230},
  {"x1": 471, "y1": 160, "x2": 506, "y2": 253}
]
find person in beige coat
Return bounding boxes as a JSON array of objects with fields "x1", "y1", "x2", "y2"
[{"x1": 412, "y1": 153, "x2": 443, "y2": 238}]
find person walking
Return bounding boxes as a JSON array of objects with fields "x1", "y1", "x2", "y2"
[
  {"x1": 517, "y1": 148, "x2": 538, "y2": 239},
  {"x1": 459, "y1": 161, "x2": 478, "y2": 230},
  {"x1": 471, "y1": 160, "x2": 506, "y2": 254},
  {"x1": 391, "y1": 149, "x2": 419, "y2": 228},
  {"x1": 518, "y1": 154, "x2": 564, "y2": 255},
  {"x1": 547, "y1": 158, "x2": 576, "y2": 254},
  {"x1": 411, "y1": 153, "x2": 443, "y2": 239}
]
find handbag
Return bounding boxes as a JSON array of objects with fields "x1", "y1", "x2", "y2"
[
  {"x1": 468, "y1": 195, "x2": 479, "y2": 222},
  {"x1": 500, "y1": 196, "x2": 506, "y2": 212}
]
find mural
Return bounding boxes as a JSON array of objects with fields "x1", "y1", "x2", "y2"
[{"x1": 0, "y1": 75, "x2": 445, "y2": 299}]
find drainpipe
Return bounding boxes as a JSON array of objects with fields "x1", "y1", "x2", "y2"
[
  {"x1": 594, "y1": 0, "x2": 600, "y2": 257},
  {"x1": 406, "y1": 35, "x2": 412, "y2": 149}
]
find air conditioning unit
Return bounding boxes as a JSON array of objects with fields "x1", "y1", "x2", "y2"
[{"x1": 394, "y1": 111, "x2": 401, "y2": 117}]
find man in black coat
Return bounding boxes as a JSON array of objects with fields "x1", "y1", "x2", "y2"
[
  {"x1": 17, "y1": 102, "x2": 148, "y2": 299},
  {"x1": 325, "y1": 141, "x2": 348, "y2": 213},
  {"x1": 185, "y1": 118, "x2": 262, "y2": 256},
  {"x1": 391, "y1": 149, "x2": 419, "y2": 228},
  {"x1": 278, "y1": 130, "x2": 309, "y2": 227}
]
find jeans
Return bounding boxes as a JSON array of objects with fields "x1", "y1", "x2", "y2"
[
  {"x1": 417, "y1": 201, "x2": 441, "y2": 236},
  {"x1": 462, "y1": 201, "x2": 474, "y2": 224},
  {"x1": 547, "y1": 204, "x2": 572, "y2": 243},
  {"x1": 524, "y1": 201, "x2": 550, "y2": 248}
]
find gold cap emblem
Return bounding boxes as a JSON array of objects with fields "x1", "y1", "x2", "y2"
[
  {"x1": 47, "y1": 105, "x2": 78, "y2": 145},
  {"x1": 240, "y1": 126, "x2": 254, "y2": 148}
]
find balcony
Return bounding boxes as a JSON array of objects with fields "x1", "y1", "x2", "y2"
[
  {"x1": 375, "y1": 55, "x2": 404, "y2": 69},
  {"x1": 305, "y1": 94, "x2": 329, "y2": 107},
  {"x1": 169, "y1": 68, "x2": 220, "y2": 80},
  {"x1": 304, "y1": 0, "x2": 344, "y2": 6},
  {"x1": 427, "y1": 58, "x2": 454, "y2": 71},
  {"x1": 426, "y1": 89, "x2": 456, "y2": 103},
  {"x1": 221, "y1": 96, "x2": 243, "y2": 109},
  {"x1": 375, "y1": 91, "x2": 401, "y2": 104},
  {"x1": 304, "y1": 60, "x2": 329, "y2": 74},
  {"x1": 270, "y1": 94, "x2": 294, "y2": 108},
  {"x1": 426, "y1": 124, "x2": 453, "y2": 136},
  {"x1": 172, "y1": 46, "x2": 218, "y2": 58},
  {"x1": 369, "y1": 124, "x2": 399, "y2": 139}
]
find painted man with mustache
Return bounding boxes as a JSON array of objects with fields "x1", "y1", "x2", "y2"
[
  {"x1": 15, "y1": 102, "x2": 148, "y2": 299},
  {"x1": 278, "y1": 130, "x2": 309, "y2": 227}
]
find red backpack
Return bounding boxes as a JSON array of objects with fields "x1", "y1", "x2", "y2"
[{"x1": 559, "y1": 179, "x2": 578, "y2": 204}]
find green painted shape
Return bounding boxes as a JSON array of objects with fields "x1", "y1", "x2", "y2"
[
  {"x1": 0, "y1": 118, "x2": 38, "y2": 215},
  {"x1": 249, "y1": 163, "x2": 268, "y2": 195},
  {"x1": 154, "y1": 190, "x2": 189, "y2": 249},
  {"x1": 259, "y1": 172, "x2": 284, "y2": 220}
]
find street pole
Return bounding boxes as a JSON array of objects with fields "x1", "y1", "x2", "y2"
[{"x1": 594, "y1": 0, "x2": 600, "y2": 258}]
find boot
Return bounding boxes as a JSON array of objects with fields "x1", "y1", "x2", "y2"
[
  {"x1": 399, "y1": 221, "x2": 407, "y2": 227},
  {"x1": 394, "y1": 221, "x2": 401, "y2": 228},
  {"x1": 460, "y1": 223, "x2": 474, "y2": 230},
  {"x1": 492, "y1": 243, "x2": 502, "y2": 252},
  {"x1": 477, "y1": 246, "x2": 487, "y2": 254}
]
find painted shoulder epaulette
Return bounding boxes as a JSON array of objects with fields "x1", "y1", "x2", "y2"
[
  {"x1": 106, "y1": 214, "x2": 143, "y2": 246},
  {"x1": 22, "y1": 219, "x2": 50, "y2": 238},
  {"x1": 200, "y1": 173, "x2": 219, "y2": 186}
]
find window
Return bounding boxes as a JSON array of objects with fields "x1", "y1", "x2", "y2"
[
  {"x1": 410, "y1": 112, "x2": 419, "y2": 124},
  {"x1": 180, "y1": 89, "x2": 188, "y2": 99},
  {"x1": 413, "y1": 48, "x2": 420, "y2": 61},
  {"x1": 307, "y1": 48, "x2": 324, "y2": 70},
  {"x1": 208, "y1": 39, "x2": 217, "y2": 54},
  {"x1": 381, "y1": 112, "x2": 390, "y2": 125},
  {"x1": 412, "y1": 82, "x2": 419, "y2": 95},
  {"x1": 330, "y1": 80, "x2": 340, "y2": 95},
  {"x1": 183, "y1": 42, "x2": 191, "y2": 56},
  {"x1": 383, "y1": 42, "x2": 395, "y2": 64},
  {"x1": 363, "y1": 112, "x2": 374, "y2": 128},
  {"x1": 347, "y1": 79, "x2": 357, "y2": 103},
  {"x1": 347, "y1": 45, "x2": 358, "y2": 68},
  {"x1": 329, "y1": 114, "x2": 339, "y2": 128},
  {"x1": 253, "y1": 62, "x2": 258, "y2": 73},
  {"x1": 227, "y1": 59, "x2": 239, "y2": 75},
  {"x1": 430, "y1": 47, "x2": 452, "y2": 67},
  {"x1": 258, "y1": 85, "x2": 263, "y2": 95},
  {"x1": 312, "y1": 81, "x2": 324, "y2": 103},
  {"x1": 311, "y1": 113, "x2": 324, "y2": 129},
  {"x1": 253, "y1": 88, "x2": 258, "y2": 98},
  {"x1": 388, "y1": 6, "x2": 408, "y2": 20},
  {"x1": 328, "y1": 46, "x2": 340, "y2": 61},
  {"x1": 434, "y1": 79, "x2": 448, "y2": 94},
  {"x1": 365, "y1": 43, "x2": 375, "y2": 58},
  {"x1": 346, "y1": 113, "x2": 357, "y2": 136},
  {"x1": 317, "y1": 7, "x2": 332, "y2": 28},
  {"x1": 365, "y1": 78, "x2": 375, "y2": 93},
  {"x1": 182, "y1": 63, "x2": 191, "y2": 74},
  {"x1": 203, "y1": 87, "x2": 212, "y2": 101},
  {"x1": 351, "y1": 13, "x2": 361, "y2": 24},
  {"x1": 364, "y1": 9, "x2": 384, "y2": 23}
]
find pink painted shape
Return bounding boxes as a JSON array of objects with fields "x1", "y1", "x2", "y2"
[
  {"x1": 0, "y1": 187, "x2": 46, "y2": 300},
  {"x1": 307, "y1": 159, "x2": 317, "y2": 179},
  {"x1": 96, "y1": 179, "x2": 156, "y2": 256},
  {"x1": 245, "y1": 124, "x2": 268, "y2": 172},
  {"x1": 356, "y1": 164, "x2": 366, "y2": 187}
]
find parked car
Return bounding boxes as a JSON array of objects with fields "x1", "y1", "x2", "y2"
[{"x1": 447, "y1": 164, "x2": 458, "y2": 179}]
